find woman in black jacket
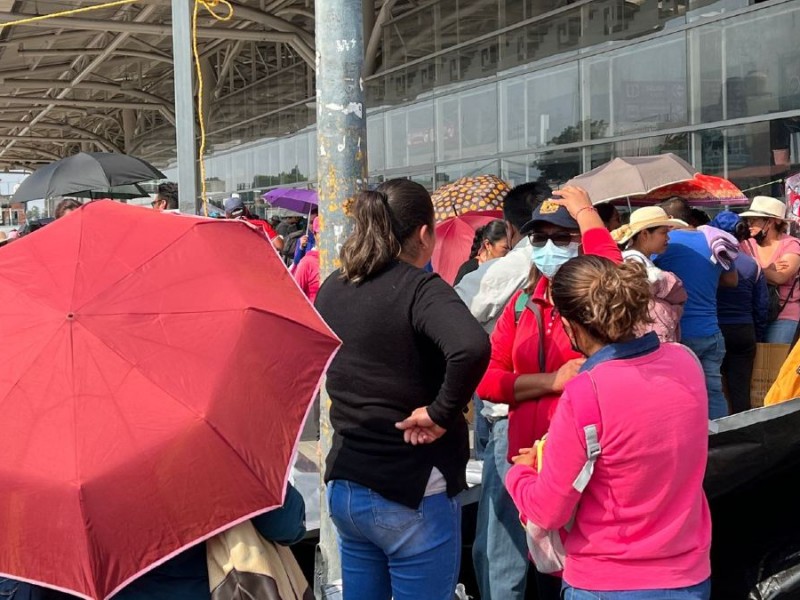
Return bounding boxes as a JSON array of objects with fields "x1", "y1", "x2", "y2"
[{"x1": 315, "y1": 179, "x2": 490, "y2": 600}]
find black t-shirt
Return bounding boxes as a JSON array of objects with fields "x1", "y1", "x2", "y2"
[{"x1": 315, "y1": 260, "x2": 490, "y2": 508}]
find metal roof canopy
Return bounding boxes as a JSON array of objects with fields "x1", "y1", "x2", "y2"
[{"x1": 0, "y1": 0, "x2": 397, "y2": 171}]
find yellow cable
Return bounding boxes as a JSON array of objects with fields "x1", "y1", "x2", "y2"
[
  {"x1": 2, "y1": 0, "x2": 234, "y2": 219},
  {"x1": 0, "y1": 0, "x2": 138, "y2": 30},
  {"x1": 193, "y1": 0, "x2": 234, "y2": 216}
]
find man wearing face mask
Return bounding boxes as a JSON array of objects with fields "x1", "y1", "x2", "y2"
[{"x1": 476, "y1": 186, "x2": 621, "y2": 600}]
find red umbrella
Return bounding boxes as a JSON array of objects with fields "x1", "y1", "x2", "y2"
[
  {"x1": 0, "y1": 201, "x2": 340, "y2": 600},
  {"x1": 630, "y1": 173, "x2": 748, "y2": 206},
  {"x1": 432, "y1": 210, "x2": 503, "y2": 285}
]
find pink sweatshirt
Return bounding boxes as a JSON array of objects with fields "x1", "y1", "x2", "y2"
[{"x1": 506, "y1": 343, "x2": 711, "y2": 590}]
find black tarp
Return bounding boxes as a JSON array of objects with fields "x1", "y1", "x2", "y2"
[{"x1": 706, "y1": 399, "x2": 800, "y2": 599}]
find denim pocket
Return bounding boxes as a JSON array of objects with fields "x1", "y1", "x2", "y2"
[{"x1": 369, "y1": 490, "x2": 424, "y2": 531}]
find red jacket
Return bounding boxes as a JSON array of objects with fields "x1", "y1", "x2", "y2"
[{"x1": 476, "y1": 227, "x2": 622, "y2": 462}]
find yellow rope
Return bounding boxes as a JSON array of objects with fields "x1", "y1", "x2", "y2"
[
  {"x1": 0, "y1": 0, "x2": 138, "y2": 30},
  {"x1": 194, "y1": 0, "x2": 234, "y2": 216},
  {"x1": 1, "y1": 0, "x2": 234, "y2": 218}
]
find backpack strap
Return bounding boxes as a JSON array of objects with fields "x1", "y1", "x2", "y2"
[
  {"x1": 515, "y1": 292, "x2": 545, "y2": 373},
  {"x1": 565, "y1": 373, "x2": 602, "y2": 493}
]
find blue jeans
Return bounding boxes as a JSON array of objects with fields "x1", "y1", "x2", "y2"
[
  {"x1": 682, "y1": 333, "x2": 728, "y2": 420},
  {"x1": 472, "y1": 395, "x2": 490, "y2": 460},
  {"x1": 327, "y1": 479, "x2": 461, "y2": 600},
  {"x1": 562, "y1": 578, "x2": 710, "y2": 599},
  {"x1": 766, "y1": 318, "x2": 798, "y2": 344},
  {"x1": 472, "y1": 418, "x2": 529, "y2": 600}
]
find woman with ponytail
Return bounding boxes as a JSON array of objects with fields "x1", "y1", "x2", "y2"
[
  {"x1": 506, "y1": 255, "x2": 711, "y2": 600},
  {"x1": 315, "y1": 179, "x2": 491, "y2": 600},
  {"x1": 454, "y1": 220, "x2": 510, "y2": 285}
]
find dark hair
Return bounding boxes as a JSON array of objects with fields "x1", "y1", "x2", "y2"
[
  {"x1": 468, "y1": 219, "x2": 507, "y2": 259},
  {"x1": 55, "y1": 198, "x2": 82, "y2": 219},
  {"x1": 688, "y1": 208, "x2": 710, "y2": 227},
  {"x1": 733, "y1": 220, "x2": 751, "y2": 242},
  {"x1": 551, "y1": 255, "x2": 652, "y2": 344},
  {"x1": 595, "y1": 202, "x2": 618, "y2": 226},
  {"x1": 157, "y1": 182, "x2": 179, "y2": 210},
  {"x1": 340, "y1": 178, "x2": 434, "y2": 283},
  {"x1": 502, "y1": 181, "x2": 552, "y2": 231},
  {"x1": 659, "y1": 196, "x2": 691, "y2": 222}
]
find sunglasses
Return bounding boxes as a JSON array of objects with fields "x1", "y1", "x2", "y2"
[{"x1": 528, "y1": 232, "x2": 582, "y2": 248}]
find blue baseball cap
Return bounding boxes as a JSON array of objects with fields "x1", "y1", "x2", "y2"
[
  {"x1": 519, "y1": 199, "x2": 579, "y2": 234},
  {"x1": 709, "y1": 210, "x2": 740, "y2": 234}
]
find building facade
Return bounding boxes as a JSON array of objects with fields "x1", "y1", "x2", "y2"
[{"x1": 163, "y1": 0, "x2": 800, "y2": 203}]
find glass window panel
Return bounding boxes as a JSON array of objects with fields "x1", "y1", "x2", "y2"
[
  {"x1": 268, "y1": 144, "x2": 280, "y2": 187},
  {"x1": 718, "y1": 120, "x2": 798, "y2": 197},
  {"x1": 279, "y1": 138, "x2": 296, "y2": 184},
  {"x1": 308, "y1": 132, "x2": 318, "y2": 181},
  {"x1": 368, "y1": 114, "x2": 386, "y2": 172},
  {"x1": 690, "y1": 24, "x2": 723, "y2": 124},
  {"x1": 458, "y1": 84, "x2": 498, "y2": 159},
  {"x1": 457, "y1": 0, "x2": 499, "y2": 44},
  {"x1": 724, "y1": 3, "x2": 800, "y2": 119},
  {"x1": 296, "y1": 134, "x2": 310, "y2": 183},
  {"x1": 588, "y1": 34, "x2": 687, "y2": 137},
  {"x1": 584, "y1": 58, "x2": 611, "y2": 139},
  {"x1": 687, "y1": 0, "x2": 756, "y2": 24},
  {"x1": 387, "y1": 109, "x2": 409, "y2": 169},
  {"x1": 410, "y1": 171, "x2": 435, "y2": 191},
  {"x1": 527, "y1": 64, "x2": 580, "y2": 148},
  {"x1": 529, "y1": 148, "x2": 581, "y2": 188},
  {"x1": 615, "y1": 133, "x2": 690, "y2": 163},
  {"x1": 436, "y1": 0, "x2": 460, "y2": 53},
  {"x1": 384, "y1": 5, "x2": 436, "y2": 71},
  {"x1": 589, "y1": 143, "x2": 614, "y2": 169},
  {"x1": 407, "y1": 103, "x2": 435, "y2": 167},
  {"x1": 436, "y1": 97, "x2": 461, "y2": 161},
  {"x1": 500, "y1": 78, "x2": 526, "y2": 153},
  {"x1": 501, "y1": 157, "x2": 529, "y2": 188}
]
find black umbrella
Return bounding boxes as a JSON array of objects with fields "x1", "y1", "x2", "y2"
[
  {"x1": 70, "y1": 183, "x2": 151, "y2": 201},
  {"x1": 12, "y1": 152, "x2": 165, "y2": 202}
]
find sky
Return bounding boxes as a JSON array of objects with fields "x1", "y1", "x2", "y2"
[{"x1": 1, "y1": 171, "x2": 42, "y2": 211}]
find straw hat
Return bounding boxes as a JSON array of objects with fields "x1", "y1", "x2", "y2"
[
  {"x1": 739, "y1": 196, "x2": 789, "y2": 221},
  {"x1": 0, "y1": 231, "x2": 10, "y2": 246},
  {"x1": 611, "y1": 206, "x2": 688, "y2": 244}
]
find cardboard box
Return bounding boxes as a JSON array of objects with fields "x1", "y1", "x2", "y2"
[{"x1": 751, "y1": 343, "x2": 791, "y2": 408}]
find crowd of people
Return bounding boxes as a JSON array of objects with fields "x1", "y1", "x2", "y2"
[
  {"x1": 3, "y1": 173, "x2": 798, "y2": 600},
  {"x1": 317, "y1": 178, "x2": 800, "y2": 600}
]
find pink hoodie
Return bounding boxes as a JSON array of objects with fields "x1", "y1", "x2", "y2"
[{"x1": 506, "y1": 342, "x2": 711, "y2": 590}]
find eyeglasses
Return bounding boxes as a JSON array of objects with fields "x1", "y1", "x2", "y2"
[
  {"x1": 150, "y1": 199, "x2": 162, "y2": 208},
  {"x1": 528, "y1": 232, "x2": 582, "y2": 248}
]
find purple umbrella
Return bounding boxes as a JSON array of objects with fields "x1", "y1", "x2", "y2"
[{"x1": 262, "y1": 188, "x2": 318, "y2": 214}]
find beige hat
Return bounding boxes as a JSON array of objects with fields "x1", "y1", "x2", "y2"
[
  {"x1": 0, "y1": 231, "x2": 9, "y2": 246},
  {"x1": 611, "y1": 206, "x2": 688, "y2": 244},
  {"x1": 739, "y1": 196, "x2": 788, "y2": 221}
]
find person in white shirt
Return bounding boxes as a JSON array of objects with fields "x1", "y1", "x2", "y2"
[{"x1": 455, "y1": 181, "x2": 551, "y2": 600}]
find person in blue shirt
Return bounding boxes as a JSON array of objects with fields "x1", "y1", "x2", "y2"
[
  {"x1": 654, "y1": 197, "x2": 738, "y2": 420},
  {"x1": 710, "y1": 211, "x2": 768, "y2": 414}
]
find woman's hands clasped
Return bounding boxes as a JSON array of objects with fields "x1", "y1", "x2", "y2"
[{"x1": 395, "y1": 407, "x2": 446, "y2": 445}]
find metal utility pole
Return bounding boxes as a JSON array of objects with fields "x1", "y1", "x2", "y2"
[
  {"x1": 170, "y1": 0, "x2": 199, "y2": 214},
  {"x1": 314, "y1": 0, "x2": 368, "y2": 592}
]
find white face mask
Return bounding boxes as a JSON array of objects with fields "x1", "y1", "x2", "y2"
[{"x1": 531, "y1": 240, "x2": 580, "y2": 278}]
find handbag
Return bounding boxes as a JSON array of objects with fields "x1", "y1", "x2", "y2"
[
  {"x1": 206, "y1": 520, "x2": 313, "y2": 600},
  {"x1": 768, "y1": 279, "x2": 798, "y2": 322},
  {"x1": 521, "y1": 372, "x2": 603, "y2": 575}
]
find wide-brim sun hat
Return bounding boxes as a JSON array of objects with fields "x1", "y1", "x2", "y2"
[
  {"x1": 611, "y1": 206, "x2": 688, "y2": 244},
  {"x1": 739, "y1": 195, "x2": 789, "y2": 221}
]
